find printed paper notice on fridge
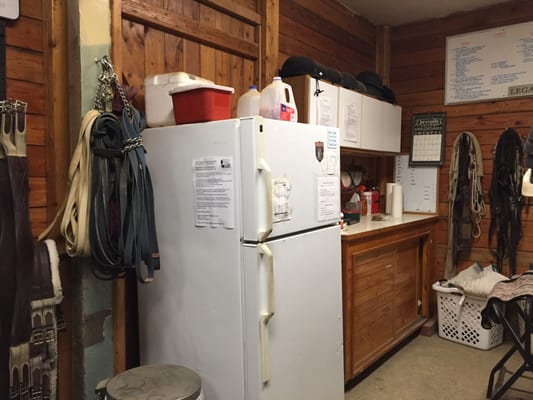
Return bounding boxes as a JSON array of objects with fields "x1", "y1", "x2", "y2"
[
  {"x1": 192, "y1": 157, "x2": 235, "y2": 228},
  {"x1": 317, "y1": 176, "x2": 340, "y2": 221}
]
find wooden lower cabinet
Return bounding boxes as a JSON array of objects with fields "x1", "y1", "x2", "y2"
[{"x1": 342, "y1": 217, "x2": 437, "y2": 382}]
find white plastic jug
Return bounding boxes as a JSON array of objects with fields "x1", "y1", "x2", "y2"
[
  {"x1": 237, "y1": 85, "x2": 261, "y2": 117},
  {"x1": 259, "y1": 77, "x2": 298, "y2": 122}
]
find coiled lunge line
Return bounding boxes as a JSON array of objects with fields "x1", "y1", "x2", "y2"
[{"x1": 39, "y1": 110, "x2": 100, "y2": 256}]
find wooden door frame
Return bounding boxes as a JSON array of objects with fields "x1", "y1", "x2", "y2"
[{"x1": 43, "y1": 0, "x2": 71, "y2": 397}]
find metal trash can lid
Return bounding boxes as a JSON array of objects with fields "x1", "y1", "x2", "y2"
[{"x1": 106, "y1": 364, "x2": 202, "y2": 400}]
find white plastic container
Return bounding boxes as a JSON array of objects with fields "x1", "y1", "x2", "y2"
[
  {"x1": 144, "y1": 72, "x2": 214, "y2": 127},
  {"x1": 259, "y1": 77, "x2": 298, "y2": 122},
  {"x1": 432, "y1": 281, "x2": 503, "y2": 350},
  {"x1": 237, "y1": 85, "x2": 261, "y2": 117}
]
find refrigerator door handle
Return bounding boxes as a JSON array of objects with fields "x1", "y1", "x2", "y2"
[
  {"x1": 259, "y1": 243, "x2": 274, "y2": 384},
  {"x1": 257, "y1": 159, "x2": 273, "y2": 241}
]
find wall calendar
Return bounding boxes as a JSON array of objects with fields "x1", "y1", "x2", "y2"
[{"x1": 409, "y1": 112, "x2": 446, "y2": 166}]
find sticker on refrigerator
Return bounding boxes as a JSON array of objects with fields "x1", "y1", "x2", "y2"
[
  {"x1": 327, "y1": 128, "x2": 338, "y2": 149},
  {"x1": 192, "y1": 157, "x2": 235, "y2": 228},
  {"x1": 272, "y1": 178, "x2": 292, "y2": 222},
  {"x1": 317, "y1": 176, "x2": 340, "y2": 221},
  {"x1": 315, "y1": 141, "x2": 324, "y2": 162}
]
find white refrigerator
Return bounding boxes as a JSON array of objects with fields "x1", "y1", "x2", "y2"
[{"x1": 138, "y1": 117, "x2": 344, "y2": 400}]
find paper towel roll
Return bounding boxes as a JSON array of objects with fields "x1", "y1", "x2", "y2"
[
  {"x1": 386, "y1": 183, "x2": 396, "y2": 214},
  {"x1": 392, "y1": 184, "x2": 403, "y2": 218}
]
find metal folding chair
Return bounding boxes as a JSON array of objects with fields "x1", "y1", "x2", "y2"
[{"x1": 482, "y1": 272, "x2": 533, "y2": 399}]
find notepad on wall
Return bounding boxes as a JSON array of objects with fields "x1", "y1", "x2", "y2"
[{"x1": 394, "y1": 154, "x2": 438, "y2": 213}]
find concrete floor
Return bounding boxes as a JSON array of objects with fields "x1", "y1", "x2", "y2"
[{"x1": 345, "y1": 334, "x2": 533, "y2": 400}]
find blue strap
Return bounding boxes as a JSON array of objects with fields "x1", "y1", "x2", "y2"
[{"x1": 89, "y1": 106, "x2": 160, "y2": 283}]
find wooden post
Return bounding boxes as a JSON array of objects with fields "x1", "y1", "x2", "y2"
[
  {"x1": 110, "y1": 0, "x2": 127, "y2": 376},
  {"x1": 42, "y1": 0, "x2": 71, "y2": 394},
  {"x1": 43, "y1": 0, "x2": 70, "y2": 235},
  {"x1": 261, "y1": 0, "x2": 279, "y2": 89},
  {"x1": 376, "y1": 25, "x2": 391, "y2": 85}
]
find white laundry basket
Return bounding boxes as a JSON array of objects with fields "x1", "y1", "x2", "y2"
[{"x1": 433, "y1": 281, "x2": 503, "y2": 350}]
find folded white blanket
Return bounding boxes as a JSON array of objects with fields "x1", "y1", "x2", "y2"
[{"x1": 448, "y1": 263, "x2": 508, "y2": 299}]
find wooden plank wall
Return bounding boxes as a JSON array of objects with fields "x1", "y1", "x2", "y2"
[
  {"x1": 6, "y1": 0, "x2": 48, "y2": 237},
  {"x1": 279, "y1": 0, "x2": 375, "y2": 78},
  {"x1": 5, "y1": 1, "x2": 71, "y2": 399},
  {"x1": 117, "y1": 0, "x2": 376, "y2": 118},
  {"x1": 391, "y1": 0, "x2": 533, "y2": 283},
  {"x1": 119, "y1": 0, "x2": 261, "y2": 118}
]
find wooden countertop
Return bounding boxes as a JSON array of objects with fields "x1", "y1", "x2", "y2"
[{"x1": 341, "y1": 213, "x2": 439, "y2": 240}]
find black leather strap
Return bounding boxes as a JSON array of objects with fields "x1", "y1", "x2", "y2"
[
  {"x1": 89, "y1": 111, "x2": 123, "y2": 278},
  {"x1": 7, "y1": 156, "x2": 34, "y2": 346},
  {"x1": 0, "y1": 156, "x2": 15, "y2": 398},
  {"x1": 120, "y1": 107, "x2": 160, "y2": 283},
  {"x1": 90, "y1": 107, "x2": 160, "y2": 282}
]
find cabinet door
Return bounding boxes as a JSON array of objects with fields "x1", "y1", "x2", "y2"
[
  {"x1": 307, "y1": 78, "x2": 338, "y2": 127},
  {"x1": 351, "y1": 247, "x2": 394, "y2": 374},
  {"x1": 394, "y1": 238, "x2": 419, "y2": 333},
  {"x1": 338, "y1": 87, "x2": 362, "y2": 148},
  {"x1": 382, "y1": 103, "x2": 402, "y2": 152},
  {"x1": 360, "y1": 95, "x2": 383, "y2": 151}
]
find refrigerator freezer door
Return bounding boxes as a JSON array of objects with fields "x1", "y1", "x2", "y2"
[
  {"x1": 242, "y1": 225, "x2": 344, "y2": 400},
  {"x1": 239, "y1": 117, "x2": 340, "y2": 242}
]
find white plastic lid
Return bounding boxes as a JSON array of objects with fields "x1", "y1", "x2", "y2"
[
  {"x1": 145, "y1": 72, "x2": 214, "y2": 86},
  {"x1": 169, "y1": 82, "x2": 235, "y2": 95}
]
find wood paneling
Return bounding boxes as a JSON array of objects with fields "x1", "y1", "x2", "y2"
[
  {"x1": 6, "y1": 47, "x2": 44, "y2": 84},
  {"x1": 4, "y1": 0, "x2": 48, "y2": 232},
  {"x1": 118, "y1": 0, "x2": 375, "y2": 120},
  {"x1": 6, "y1": 16, "x2": 44, "y2": 52},
  {"x1": 391, "y1": 0, "x2": 533, "y2": 279},
  {"x1": 5, "y1": 0, "x2": 71, "y2": 398},
  {"x1": 279, "y1": 0, "x2": 375, "y2": 77},
  {"x1": 120, "y1": 0, "x2": 260, "y2": 116}
]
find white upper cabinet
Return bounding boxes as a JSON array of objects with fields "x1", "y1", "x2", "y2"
[
  {"x1": 306, "y1": 78, "x2": 339, "y2": 127},
  {"x1": 337, "y1": 87, "x2": 362, "y2": 148},
  {"x1": 381, "y1": 102, "x2": 402, "y2": 153},
  {"x1": 360, "y1": 95, "x2": 384, "y2": 151},
  {"x1": 286, "y1": 74, "x2": 402, "y2": 153},
  {"x1": 342, "y1": 93, "x2": 401, "y2": 153},
  {"x1": 285, "y1": 75, "x2": 339, "y2": 128}
]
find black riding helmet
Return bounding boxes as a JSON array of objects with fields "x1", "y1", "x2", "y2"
[{"x1": 279, "y1": 56, "x2": 326, "y2": 80}]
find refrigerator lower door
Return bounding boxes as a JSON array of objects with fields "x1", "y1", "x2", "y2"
[{"x1": 242, "y1": 225, "x2": 344, "y2": 400}]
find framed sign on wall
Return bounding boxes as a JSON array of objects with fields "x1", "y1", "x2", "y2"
[
  {"x1": 445, "y1": 21, "x2": 533, "y2": 105},
  {"x1": 409, "y1": 112, "x2": 446, "y2": 166}
]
